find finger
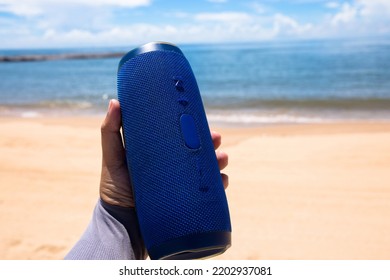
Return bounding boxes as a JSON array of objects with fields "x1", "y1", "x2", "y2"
[
  {"x1": 221, "y1": 173, "x2": 229, "y2": 189},
  {"x1": 101, "y1": 99, "x2": 126, "y2": 168},
  {"x1": 216, "y1": 150, "x2": 228, "y2": 170},
  {"x1": 211, "y1": 131, "x2": 221, "y2": 150}
]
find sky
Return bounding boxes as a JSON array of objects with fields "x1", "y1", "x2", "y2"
[{"x1": 0, "y1": 0, "x2": 390, "y2": 49}]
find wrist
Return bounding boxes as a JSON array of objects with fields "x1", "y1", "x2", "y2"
[{"x1": 99, "y1": 199, "x2": 147, "y2": 259}]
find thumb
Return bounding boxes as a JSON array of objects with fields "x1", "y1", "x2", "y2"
[{"x1": 101, "y1": 99, "x2": 126, "y2": 167}]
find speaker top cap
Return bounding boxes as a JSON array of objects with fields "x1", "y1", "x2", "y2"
[{"x1": 118, "y1": 42, "x2": 184, "y2": 72}]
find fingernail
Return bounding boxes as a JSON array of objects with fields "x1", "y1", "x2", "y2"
[{"x1": 108, "y1": 99, "x2": 113, "y2": 112}]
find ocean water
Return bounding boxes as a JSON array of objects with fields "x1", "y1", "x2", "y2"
[{"x1": 1, "y1": 39, "x2": 390, "y2": 124}]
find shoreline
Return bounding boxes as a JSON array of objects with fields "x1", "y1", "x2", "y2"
[
  {"x1": 0, "y1": 52, "x2": 125, "y2": 62},
  {"x1": 1, "y1": 117, "x2": 390, "y2": 259},
  {"x1": 2, "y1": 109, "x2": 390, "y2": 128},
  {"x1": 2, "y1": 115, "x2": 390, "y2": 134}
]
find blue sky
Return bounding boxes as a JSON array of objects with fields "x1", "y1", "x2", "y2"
[{"x1": 1, "y1": 0, "x2": 390, "y2": 49}]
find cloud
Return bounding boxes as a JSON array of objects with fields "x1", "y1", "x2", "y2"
[
  {"x1": 0, "y1": 0, "x2": 151, "y2": 7},
  {"x1": 1, "y1": 0, "x2": 390, "y2": 49},
  {"x1": 358, "y1": 0, "x2": 390, "y2": 17},
  {"x1": 0, "y1": 0, "x2": 151, "y2": 16},
  {"x1": 325, "y1": 2, "x2": 340, "y2": 9},
  {"x1": 73, "y1": 0, "x2": 151, "y2": 6},
  {"x1": 194, "y1": 12, "x2": 252, "y2": 22},
  {"x1": 249, "y1": 2, "x2": 268, "y2": 14},
  {"x1": 273, "y1": 13, "x2": 313, "y2": 36},
  {"x1": 326, "y1": 0, "x2": 390, "y2": 35},
  {"x1": 331, "y1": 3, "x2": 357, "y2": 26},
  {"x1": 8, "y1": 24, "x2": 179, "y2": 48},
  {"x1": 0, "y1": 2, "x2": 43, "y2": 16},
  {"x1": 2, "y1": 15, "x2": 302, "y2": 48}
]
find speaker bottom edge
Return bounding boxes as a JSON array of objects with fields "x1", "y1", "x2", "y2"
[{"x1": 148, "y1": 231, "x2": 231, "y2": 260}]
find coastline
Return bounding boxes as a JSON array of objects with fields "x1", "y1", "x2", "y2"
[
  {"x1": 0, "y1": 117, "x2": 390, "y2": 259},
  {"x1": 0, "y1": 52, "x2": 125, "y2": 63}
]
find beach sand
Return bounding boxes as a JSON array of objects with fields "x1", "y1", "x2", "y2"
[{"x1": 0, "y1": 117, "x2": 390, "y2": 260}]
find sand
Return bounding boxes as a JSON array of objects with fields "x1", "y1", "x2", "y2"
[{"x1": 0, "y1": 117, "x2": 390, "y2": 260}]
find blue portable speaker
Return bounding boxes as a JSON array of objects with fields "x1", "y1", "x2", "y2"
[{"x1": 117, "y1": 42, "x2": 231, "y2": 260}]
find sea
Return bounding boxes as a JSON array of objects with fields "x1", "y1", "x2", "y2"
[{"x1": 1, "y1": 38, "x2": 390, "y2": 125}]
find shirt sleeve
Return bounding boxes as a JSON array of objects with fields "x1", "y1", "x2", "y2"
[{"x1": 64, "y1": 199, "x2": 145, "y2": 260}]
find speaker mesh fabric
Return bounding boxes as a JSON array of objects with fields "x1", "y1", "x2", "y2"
[{"x1": 117, "y1": 49, "x2": 231, "y2": 251}]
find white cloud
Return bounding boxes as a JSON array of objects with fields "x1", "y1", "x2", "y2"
[
  {"x1": 1, "y1": 0, "x2": 390, "y2": 48},
  {"x1": 74, "y1": 0, "x2": 150, "y2": 6},
  {"x1": 0, "y1": 0, "x2": 151, "y2": 16},
  {"x1": 194, "y1": 12, "x2": 252, "y2": 22},
  {"x1": 0, "y1": 0, "x2": 151, "y2": 7},
  {"x1": 0, "y1": 18, "x2": 288, "y2": 48},
  {"x1": 358, "y1": 0, "x2": 390, "y2": 17},
  {"x1": 15, "y1": 24, "x2": 180, "y2": 48},
  {"x1": 273, "y1": 13, "x2": 313, "y2": 36},
  {"x1": 0, "y1": 2, "x2": 43, "y2": 16},
  {"x1": 325, "y1": 2, "x2": 340, "y2": 9},
  {"x1": 250, "y1": 2, "x2": 268, "y2": 14},
  {"x1": 325, "y1": 0, "x2": 390, "y2": 35},
  {"x1": 331, "y1": 3, "x2": 358, "y2": 26}
]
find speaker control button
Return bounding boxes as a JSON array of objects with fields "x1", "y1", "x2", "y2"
[
  {"x1": 180, "y1": 114, "x2": 200, "y2": 149},
  {"x1": 177, "y1": 97, "x2": 189, "y2": 106},
  {"x1": 173, "y1": 76, "x2": 185, "y2": 92}
]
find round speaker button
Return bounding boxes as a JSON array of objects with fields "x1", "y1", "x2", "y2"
[{"x1": 180, "y1": 114, "x2": 200, "y2": 149}]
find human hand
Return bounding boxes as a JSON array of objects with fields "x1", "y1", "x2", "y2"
[{"x1": 100, "y1": 99, "x2": 229, "y2": 208}]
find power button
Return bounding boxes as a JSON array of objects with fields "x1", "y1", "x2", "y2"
[{"x1": 180, "y1": 114, "x2": 200, "y2": 149}]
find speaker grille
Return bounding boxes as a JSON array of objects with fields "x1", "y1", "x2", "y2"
[{"x1": 118, "y1": 50, "x2": 231, "y2": 250}]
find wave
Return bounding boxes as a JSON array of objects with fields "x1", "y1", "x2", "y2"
[
  {"x1": 2, "y1": 98, "x2": 390, "y2": 124},
  {"x1": 0, "y1": 100, "x2": 100, "y2": 118},
  {"x1": 204, "y1": 98, "x2": 390, "y2": 111},
  {"x1": 207, "y1": 113, "x2": 326, "y2": 124},
  {"x1": 206, "y1": 110, "x2": 390, "y2": 125}
]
